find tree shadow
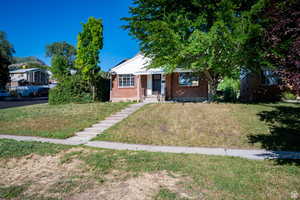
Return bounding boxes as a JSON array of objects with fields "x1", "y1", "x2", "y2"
[{"x1": 248, "y1": 103, "x2": 300, "y2": 165}]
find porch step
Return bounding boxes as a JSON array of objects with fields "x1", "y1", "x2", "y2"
[{"x1": 143, "y1": 96, "x2": 159, "y2": 103}]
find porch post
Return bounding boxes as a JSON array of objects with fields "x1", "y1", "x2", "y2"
[
  {"x1": 147, "y1": 74, "x2": 152, "y2": 96},
  {"x1": 161, "y1": 74, "x2": 165, "y2": 96},
  {"x1": 137, "y1": 75, "x2": 141, "y2": 101}
]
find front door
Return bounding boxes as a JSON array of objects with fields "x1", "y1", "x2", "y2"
[{"x1": 152, "y1": 74, "x2": 161, "y2": 95}]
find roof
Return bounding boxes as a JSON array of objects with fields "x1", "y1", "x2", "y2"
[
  {"x1": 110, "y1": 53, "x2": 194, "y2": 75},
  {"x1": 110, "y1": 53, "x2": 164, "y2": 75},
  {"x1": 10, "y1": 68, "x2": 44, "y2": 74}
]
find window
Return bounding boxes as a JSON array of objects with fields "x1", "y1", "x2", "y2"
[
  {"x1": 118, "y1": 74, "x2": 135, "y2": 87},
  {"x1": 178, "y1": 72, "x2": 199, "y2": 86},
  {"x1": 261, "y1": 70, "x2": 279, "y2": 85}
]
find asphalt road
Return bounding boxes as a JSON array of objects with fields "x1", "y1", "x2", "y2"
[{"x1": 0, "y1": 97, "x2": 48, "y2": 109}]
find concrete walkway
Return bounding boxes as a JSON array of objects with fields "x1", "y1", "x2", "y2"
[
  {"x1": 1, "y1": 101, "x2": 300, "y2": 160},
  {"x1": 1, "y1": 133, "x2": 300, "y2": 160},
  {"x1": 65, "y1": 102, "x2": 147, "y2": 144},
  {"x1": 86, "y1": 141, "x2": 300, "y2": 160}
]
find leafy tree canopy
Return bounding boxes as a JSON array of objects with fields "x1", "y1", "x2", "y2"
[
  {"x1": 0, "y1": 31, "x2": 15, "y2": 89},
  {"x1": 46, "y1": 41, "x2": 76, "y2": 80},
  {"x1": 75, "y1": 17, "x2": 103, "y2": 79},
  {"x1": 0, "y1": 31, "x2": 15, "y2": 63},
  {"x1": 262, "y1": 0, "x2": 300, "y2": 93},
  {"x1": 75, "y1": 17, "x2": 104, "y2": 100},
  {"x1": 123, "y1": 0, "x2": 266, "y2": 97}
]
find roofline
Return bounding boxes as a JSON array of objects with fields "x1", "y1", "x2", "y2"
[
  {"x1": 109, "y1": 53, "x2": 145, "y2": 73},
  {"x1": 10, "y1": 68, "x2": 46, "y2": 73}
]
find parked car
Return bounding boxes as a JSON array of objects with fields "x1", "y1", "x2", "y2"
[
  {"x1": 0, "y1": 90, "x2": 10, "y2": 99},
  {"x1": 34, "y1": 87, "x2": 49, "y2": 97}
]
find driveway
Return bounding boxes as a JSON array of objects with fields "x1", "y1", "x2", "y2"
[{"x1": 0, "y1": 97, "x2": 48, "y2": 109}]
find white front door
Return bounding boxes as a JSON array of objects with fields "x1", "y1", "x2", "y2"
[{"x1": 146, "y1": 74, "x2": 152, "y2": 96}]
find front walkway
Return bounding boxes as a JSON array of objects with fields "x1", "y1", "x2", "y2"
[{"x1": 0, "y1": 102, "x2": 300, "y2": 160}]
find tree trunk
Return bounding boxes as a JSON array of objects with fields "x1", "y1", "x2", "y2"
[
  {"x1": 92, "y1": 85, "x2": 96, "y2": 101},
  {"x1": 208, "y1": 79, "x2": 218, "y2": 102},
  {"x1": 204, "y1": 71, "x2": 219, "y2": 102}
]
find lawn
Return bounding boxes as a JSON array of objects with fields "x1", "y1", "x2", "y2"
[
  {"x1": 95, "y1": 102, "x2": 300, "y2": 151},
  {"x1": 0, "y1": 102, "x2": 131, "y2": 139},
  {"x1": 0, "y1": 139, "x2": 299, "y2": 200}
]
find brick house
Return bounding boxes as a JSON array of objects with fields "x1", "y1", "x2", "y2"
[{"x1": 110, "y1": 53, "x2": 208, "y2": 102}]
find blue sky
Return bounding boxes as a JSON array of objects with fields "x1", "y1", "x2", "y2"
[{"x1": 0, "y1": 0, "x2": 139, "y2": 71}]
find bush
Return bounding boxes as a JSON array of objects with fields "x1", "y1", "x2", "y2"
[
  {"x1": 49, "y1": 74, "x2": 93, "y2": 105},
  {"x1": 282, "y1": 91, "x2": 297, "y2": 100},
  {"x1": 217, "y1": 77, "x2": 240, "y2": 102},
  {"x1": 252, "y1": 85, "x2": 282, "y2": 102}
]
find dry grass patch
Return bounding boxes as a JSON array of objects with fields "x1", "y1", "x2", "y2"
[
  {"x1": 95, "y1": 103, "x2": 254, "y2": 148},
  {"x1": 0, "y1": 102, "x2": 131, "y2": 138},
  {"x1": 69, "y1": 171, "x2": 198, "y2": 200},
  {"x1": 1, "y1": 139, "x2": 299, "y2": 200},
  {"x1": 0, "y1": 148, "x2": 91, "y2": 199},
  {"x1": 95, "y1": 102, "x2": 300, "y2": 150}
]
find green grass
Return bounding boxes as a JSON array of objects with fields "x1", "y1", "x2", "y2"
[
  {"x1": 79, "y1": 148, "x2": 300, "y2": 200},
  {"x1": 94, "y1": 102, "x2": 300, "y2": 151},
  {"x1": 0, "y1": 139, "x2": 71, "y2": 158},
  {"x1": 154, "y1": 188, "x2": 184, "y2": 200},
  {"x1": 0, "y1": 185, "x2": 27, "y2": 199},
  {"x1": 0, "y1": 102, "x2": 131, "y2": 139},
  {"x1": 1, "y1": 139, "x2": 300, "y2": 200}
]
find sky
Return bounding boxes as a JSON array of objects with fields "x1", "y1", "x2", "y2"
[{"x1": 0, "y1": 0, "x2": 140, "y2": 71}]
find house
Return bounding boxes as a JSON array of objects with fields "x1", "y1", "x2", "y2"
[
  {"x1": 110, "y1": 53, "x2": 208, "y2": 102},
  {"x1": 9, "y1": 68, "x2": 49, "y2": 87},
  {"x1": 240, "y1": 69, "x2": 281, "y2": 101}
]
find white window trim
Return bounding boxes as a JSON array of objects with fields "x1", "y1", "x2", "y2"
[
  {"x1": 178, "y1": 72, "x2": 200, "y2": 87},
  {"x1": 118, "y1": 74, "x2": 135, "y2": 88}
]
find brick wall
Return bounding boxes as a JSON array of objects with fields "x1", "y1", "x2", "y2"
[
  {"x1": 110, "y1": 75, "x2": 139, "y2": 102},
  {"x1": 166, "y1": 73, "x2": 208, "y2": 100}
]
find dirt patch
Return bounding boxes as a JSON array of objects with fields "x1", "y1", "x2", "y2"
[
  {"x1": 0, "y1": 148, "x2": 90, "y2": 199},
  {"x1": 0, "y1": 147, "x2": 201, "y2": 199},
  {"x1": 68, "y1": 171, "x2": 201, "y2": 200}
]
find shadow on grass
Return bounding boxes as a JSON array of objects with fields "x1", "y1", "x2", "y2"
[
  {"x1": 248, "y1": 104, "x2": 300, "y2": 165},
  {"x1": 248, "y1": 104, "x2": 300, "y2": 151}
]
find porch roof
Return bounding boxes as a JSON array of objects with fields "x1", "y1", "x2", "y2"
[{"x1": 134, "y1": 68, "x2": 164, "y2": 75}]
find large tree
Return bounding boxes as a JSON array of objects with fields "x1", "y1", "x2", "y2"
[
  {"x1": 262, "y1": 0, "x2": 300, "y2": 95},
  {"x1": 0, "y1": 31, "x2": 15, "y2": 89},
  {"x1": 123, "y1": 0, "x2": 265, "y2": 99},
  {"x1": 46, "y1": 41, "x2": 76, "y2": 81},
  {"x1": 75, "y1": 17, "x2": 103, "y2": 99}
]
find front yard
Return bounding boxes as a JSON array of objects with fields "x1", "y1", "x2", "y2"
[
  {"x1": 0, "y1": 139, "x2": 299, "y2": 200},
  {"x1": 0, "y1": 102, "x2": 131, "y2": 139},
  {"x1": 95, "y1": 102, "x2": 300, "y2": 151}
]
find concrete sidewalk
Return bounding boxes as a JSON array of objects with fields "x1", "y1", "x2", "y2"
[
  {"x1": 1, "y1": 134, "x2": 300, "y2": 160},
  {"x1": 86, "y1": 141, "x2": 300, "y2": 160}
]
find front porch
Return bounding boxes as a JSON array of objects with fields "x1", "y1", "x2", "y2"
[{"x1": 138, "y1": 74, "x2": 166, "y2": 102}]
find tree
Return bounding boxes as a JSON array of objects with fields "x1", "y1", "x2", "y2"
[
  {"x1": 75, "y1": 17, "x2": 103, "y2": 100},
  {"x1": 262, "y1": 0, "x2": 300, "y2": 95},
  {"x1": 46, "y1": 41, "x2": 76, "y2": 81},
  {"x1": 0, "y1": 31, "x2": 15, "y2": 89},
  {"x1": 123, "y1": 0, "x2": 265, "y2": 99}
]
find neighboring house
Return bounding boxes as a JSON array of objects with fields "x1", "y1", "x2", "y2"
[
  {"x1": 110, "y1": 53, "x2": 208, "y2": 102},
  {"x1": 9, "y1": 68, "x2": 49, "y2": 87},
  {"x1": 240, "y1": 69, "x2": 280, "y2": 101}
]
